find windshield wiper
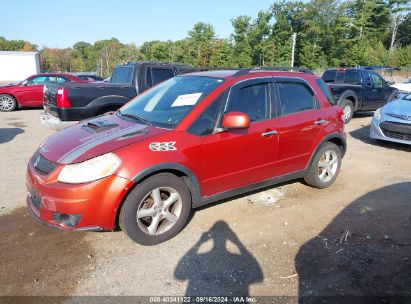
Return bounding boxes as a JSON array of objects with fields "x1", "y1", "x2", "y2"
[{"x1": 118, "y1": 110, "x2": 152, "y2": 126}]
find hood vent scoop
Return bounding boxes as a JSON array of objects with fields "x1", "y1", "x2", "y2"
[{"x1": 82, "y1": 119, "x2": 119, "y2": 133}]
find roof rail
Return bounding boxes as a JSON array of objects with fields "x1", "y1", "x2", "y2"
[
  {"x1": 124, "y1": 61, "x2": 192, "y2": 66},
  {"x1": 233, "y1": 66, "x2": 314, "y2": 77}
]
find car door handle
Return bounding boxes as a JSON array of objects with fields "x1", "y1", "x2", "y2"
[
  {"x1": 261, "y1": 130, "x2": 278, "y2": 137},
  {"x1": 314, "y1": 120, "x2": 328, "y2": 126}
]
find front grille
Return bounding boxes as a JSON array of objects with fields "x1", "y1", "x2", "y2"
[
  {"x1": 32, "y1": 151, "x2": 58, "y2": 175},
  {"x1": 29, "y1": 190, "x2": 42, "y2": 211},
  {"x1": 380, "y1": 121, "x2": 411, "y2": 141}
]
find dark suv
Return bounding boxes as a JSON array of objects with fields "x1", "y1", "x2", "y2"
[{"x1": 27, "y1": 68, "x2": 346, "y2": 245}]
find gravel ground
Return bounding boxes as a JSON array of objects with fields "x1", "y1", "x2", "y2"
[{"x1": 0, "y1": 109, "x2": 410, "y2": 300}]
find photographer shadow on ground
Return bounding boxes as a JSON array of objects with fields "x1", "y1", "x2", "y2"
[
  {"x1": 175, "y1": 221, "x2": 263, "y2": 297},
  {"x1": 296, "y1": 182, "x2": 411, "y2": 303}
]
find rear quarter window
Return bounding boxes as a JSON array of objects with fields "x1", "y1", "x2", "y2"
[
  {"x1": 315, "y1": 79, "x2": 337, "y2": 106},
  {"x1": 322, "y1": 70, "x2": 336, "y2": 83}
]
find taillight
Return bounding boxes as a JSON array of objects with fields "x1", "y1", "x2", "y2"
[
  {"x1": 337, "y1": 107, "x2": 344, "y2": 122},
  {"x1": 57, "y1": 87, "x2": 71, "y2": 108}
]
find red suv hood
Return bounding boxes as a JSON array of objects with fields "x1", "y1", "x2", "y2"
[{"x1": 39, "y1": 114, "x2": 168, "y2": 164}]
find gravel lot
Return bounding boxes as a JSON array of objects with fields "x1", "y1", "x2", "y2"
[{"x1": 0, "y1": 109, "x2": 410, "y2": 300}]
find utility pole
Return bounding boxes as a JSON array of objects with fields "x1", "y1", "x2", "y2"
[{"x1": 291, "y1": 33, "x2": 297, "y2": 68}]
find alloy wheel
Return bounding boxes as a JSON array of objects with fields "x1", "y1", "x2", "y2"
[
  {"x1": 0, "y1": 95, "x2": 14, "y2": 111},
  {"x1": 136, "y1": 187, "x2": 182, "y2": 235},
  {"x1": 318, "y1": 150, "x2": 339, "y2": 183},
  {"x1": 343, "y1": 105, "x2": 352, "y2": 122}
]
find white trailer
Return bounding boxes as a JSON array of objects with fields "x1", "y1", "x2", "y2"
[{"x1": 0, "y1": 51, "x2": 40, "y2": 83}]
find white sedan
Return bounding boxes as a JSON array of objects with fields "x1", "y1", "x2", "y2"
[
  {"x1": 391, "y1": 78, "x2": 411, "y2": 95},
  {"x1": 370, "y1": 94, "x2": 411, "y2": 145}
]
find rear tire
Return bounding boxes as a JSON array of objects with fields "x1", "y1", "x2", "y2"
[
  {"x1": 119, "y1": 173, "x2": 191, "y2": 245},
  {"x1": 0, "y1": 94, "x2": 17, "y2": 112},
  {"x1": 340, "y1": 99, "x2": 354, "y2": 123},
  {"x1": 304, "y1": 142, "x2": 342, "y2": 189}
]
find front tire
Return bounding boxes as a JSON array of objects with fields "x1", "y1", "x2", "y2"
[
  {"x1": 119, "y1": 173, "x2": 191, "y2": 245},
  {"x1": 304, "y1": 142, "x2": 342, "y2": 189},
  {"x1": 340, "y1": 99, "x2": 354, "y2": 123},
  {"x1": 0, "y1": 94, "x2": 17, "y2": 112}
]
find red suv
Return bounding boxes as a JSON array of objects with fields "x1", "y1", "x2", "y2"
[{"x1": 26, "y1": 68, "x2": 346, "y2": 245}]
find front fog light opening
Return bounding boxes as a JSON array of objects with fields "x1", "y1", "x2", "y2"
[{"x1": 52, "y1": 213, "x2": 81, "y2": 228}]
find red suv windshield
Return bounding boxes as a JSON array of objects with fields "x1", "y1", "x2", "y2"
[{"x1": 118, "y1": 76, "x2": 224, "y2": 129}]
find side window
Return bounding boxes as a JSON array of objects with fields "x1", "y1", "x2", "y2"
[
  {"x1": 277, "y1": 82, "x2": 316, "y2": 115},
  {"x1": 225, "y1": 83, "x2": 270, "y2": 122},
  {"x1": 188, "y1": 95, "x2": 222, "y2": 136},
  {"x1": 27, "y1": 76, "x2": 48, "y2": 86},
  {"x1": 315, "y1": 79, "x2": 337, "y2": 106},
  {"x1": 151, "y1": 68, "x2": 175, "y2": 86},
  {"x1": 111, "y1": 67, "x2": 134, "y2": 84},
  {"x1": 335, "y1": 71, "x2": 345, "y2": 82},
  {"x1": 322, "y1": 70, "x2": 336, "y2": 83},
  {"x1": 370, "y1": 73, "x2": 384, "y2": 88},
  {"x1": 344, "y1": 71, "x2": 360, "y2": 85},
  {"x1": 146, "y1": 68, "x2": 153, "y2": 87}
]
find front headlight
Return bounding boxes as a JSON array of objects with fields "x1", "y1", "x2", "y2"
[
  {"x1": 373, "y1": 108, "x2": 382, "y2": 121},
  {"x1": 57, "y1": 153, "x2": 121, "y2": 184}
]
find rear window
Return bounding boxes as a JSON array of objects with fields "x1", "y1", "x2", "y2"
[
  {"x1": 322, "y1": 70, "x2": 336, "y2": 83},
  {"x1": 315, "y1": 79, "x2": 337, "y2": 106},
  {"x1": 111, "y1": 66, "x2": 134, "y2": 84}
]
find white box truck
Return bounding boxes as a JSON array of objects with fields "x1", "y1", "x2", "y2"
[{"x1": 0, "y1": 51, "x2": 40, "y2": 84}]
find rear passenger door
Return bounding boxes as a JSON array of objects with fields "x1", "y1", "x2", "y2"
[{"x1": 273, "y1": 78, "x2": 327, "y2": 175}]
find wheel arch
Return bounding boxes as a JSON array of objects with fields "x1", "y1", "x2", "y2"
[
  {"x1": 88, "y1": 95, "x2": 130, "y2": 116},
  {"x1": 306, "y1": 134, "x2": 347, "y2": 170},
  {"x1": 339, "y1": 91, "x2": 358, "y2": 111},
  {"x1": 114, "y1": 163, "x2": 201, "y2": 230}
]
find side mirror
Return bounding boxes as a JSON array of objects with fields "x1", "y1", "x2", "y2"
[
  {"x1": 365, "y1": 82, "x2": 372, "y2": 88},
  {"x1": 222, "y1": 112, "x2": 250, "y2": 129}
]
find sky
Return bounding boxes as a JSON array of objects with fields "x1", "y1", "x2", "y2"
[{"x1": 2, "y1": 0, "x2": 276, "y2": 48}]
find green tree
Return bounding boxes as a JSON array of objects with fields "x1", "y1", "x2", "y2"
[{"x1": 231, "y1": 16, "x2": 252, "y2": 67}]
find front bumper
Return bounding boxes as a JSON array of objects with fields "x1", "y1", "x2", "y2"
[
  {"x1": 40, "y1": 112, "x2": 77, "y2": 131},
  {"x1": 370, "y1": 117, "x2": 411, "y2": 146},
  {"x1": 26, "y1": 158, "x2": 134, "y2": 231}
]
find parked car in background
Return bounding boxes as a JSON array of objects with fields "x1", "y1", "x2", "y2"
[
  {"x1": 322, "y1": 68, "x2": 398, "y2": 123},
  {"x1": 391, "y1": 78, "x2": 411, "y2": 95},
  {"x1": 0, "y1": 73, "x2": 86, "y2": 112},
  {"x1": 27, "y1": 68, "x2": 346, "y2": 245},
  {"x1": 370, "y1": 93, "x2": 411, "y2": 145},
  {"x1": 72, "y1": 73, "x2": 104, "y2": 82},
  {"x1": 41, "y1": 61, "x2": 195, "y2": 130}
]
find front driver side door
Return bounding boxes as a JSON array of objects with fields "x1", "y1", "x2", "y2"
[
  {"x1": 201, "y1": 78, "x2": 279, "y2": 197},
  {"x1": 16, "y1": 76, "x2": 48, "y2": 106}
]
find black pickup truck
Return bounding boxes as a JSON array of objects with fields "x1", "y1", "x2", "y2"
[
  {"x1": 41, "y1": 61, "x2": 194, "y2": 130},
  {"x1": 322, "y1": 68, "x2": 398, "y2": 123}
]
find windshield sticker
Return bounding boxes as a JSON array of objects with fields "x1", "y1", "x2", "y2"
[
  {"x1": 149, "y1": 142, "x2": 177, "y2": 151},
  {"x1": 171, "y1": 93, "x2": 202, "y2": 107}
]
